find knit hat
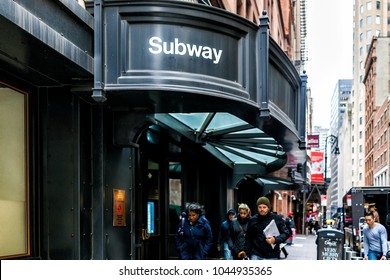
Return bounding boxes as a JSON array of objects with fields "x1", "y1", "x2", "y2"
[{"x1": 256, "y1": 196, "x2": 271, "y2": 208}]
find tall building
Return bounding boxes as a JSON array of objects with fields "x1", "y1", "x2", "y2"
[
  {"x1": 328, "y1": 79, "x2": 352, "y2": 214},
  {"x1": 313, "y1": 126, "x2": 329, "y2": 152},
  {"x1": 363, "y1": 36, "x2": 390, "y2": 186},
  {"x1": 338, "y1": 103, "x2": 353, "y2": 206},
  {"x1": 208, "y1": 0, "x2": 307, "y2": 70},
  {"x1": 351, "y1": 0, "x2": 386, "y2": 187},
  {"x1": 331, "y1": 80, "x2": 353, "y2": 131}
]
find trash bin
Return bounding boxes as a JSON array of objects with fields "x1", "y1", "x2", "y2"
[{"x1": 316, "y1": 227, "x2": 344, "y2": 260}]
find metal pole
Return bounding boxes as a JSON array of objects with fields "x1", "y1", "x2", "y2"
[
  {"x1": 324, "y1": 136, "x2": 328, "y2": 184},
  {"x1": 302, "y1": 190, "x2": 306, "y2": 235},
  {"x1": 323, "y1": 135, "x2": 339, "y2": 226}
]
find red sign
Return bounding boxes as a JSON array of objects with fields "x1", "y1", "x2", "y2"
[
  {"x1": 307, "y1": 135, "x2": 319, "y2": 148},
  {"x1": 321, "y1": 195, "x2": 327, "y2": 206},
  {"x1": 346, "y1": 194, "x2": 352, "y2": 206},
  {"x1": 311, "y1": 151, "x2": 324, "y2": 183}
]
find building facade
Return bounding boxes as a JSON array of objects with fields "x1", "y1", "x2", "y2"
[
  {"x1": 0, "y1": 0, "x2": 307, "y2": 260},
  {"x1": 351, "y1": 0, "x2": 387, "y2": 188},
  {"x1": 328, "y1": 79, "x2": 352, "y2": 215},
  {"x1": 363, "y1": 36, "x2": 390, "y2": 186}
]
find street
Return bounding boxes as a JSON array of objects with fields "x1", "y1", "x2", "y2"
[{"x1": 282, "y1": 234, "x2": 317, "y2": 260}]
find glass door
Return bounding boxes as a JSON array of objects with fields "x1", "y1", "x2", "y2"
[
  {"x1": 167, "y1": 162, "x2": 182, "y2": 259},
  {"x1": 141, "y1": 160, "x2": 161, "y2": 259}
]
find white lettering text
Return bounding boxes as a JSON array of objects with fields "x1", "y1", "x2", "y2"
[{"x1": 148, "y1": 36, "x2": 223, "y2": 64}]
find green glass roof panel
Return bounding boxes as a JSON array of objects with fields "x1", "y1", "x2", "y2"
[
  {"x1": 154, "y1": 112, "x2": 287, "y2": 174},
  {"x1": 206, "y1": 113, "x2": 247, "y2": 132},
  {"x1": 170, "y1": 113, "x2": 209, "y2": 132},
  {"x1": 214, "y1": 146, "x2": 256, "y2": 164},
  {"x1": 219, "y1": 145, "x2": 279, "y2": 164}
]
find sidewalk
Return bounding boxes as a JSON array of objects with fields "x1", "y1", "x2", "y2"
[{"x1": 281, "y1": 234, "x2": 317, "y2": 260}]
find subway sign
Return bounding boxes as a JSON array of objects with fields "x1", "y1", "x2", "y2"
[
  {"x1": 103, "y1": 5, "x2": 258, "y2": 100},
  {"x1": 126, "y1": 24, "x2": 239, "y2": 81},
  {"x1": 148, "y1": 36, "x2": 223, "y2": 65}
]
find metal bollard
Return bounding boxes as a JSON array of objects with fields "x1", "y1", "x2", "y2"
[
  {"x1": 343, "y1": 245, "x2": 350, "y2": 260},
  {"x1": 346, "y1": 250, "x2": 356, "y2": 260}
]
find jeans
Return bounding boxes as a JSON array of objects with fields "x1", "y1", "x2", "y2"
[
  {"x1": 367, "y1": 250, "x2": 382, "y2": 260},
  {"x1": 250, "y1": 254, "x2": 280, "y2": 260},
  {"x1": 223, "y1": 242, "x2": 233, "y2": 260}
]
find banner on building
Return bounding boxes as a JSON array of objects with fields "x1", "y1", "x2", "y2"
[
  {"x1": 321, "y1": 195, "x2": 327, "y2": 206},
  {"x1": 311, "y1": 151, "x2": 324, "y2": 183},
  {"x1": 307, "y1": 134, "x2": 320, "y2": 148}
]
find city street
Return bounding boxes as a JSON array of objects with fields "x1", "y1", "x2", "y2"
[{"x1": 282, "y1": 234, "x2": 317, "y2": 260}]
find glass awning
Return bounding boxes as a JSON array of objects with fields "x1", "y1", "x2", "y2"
[{"x1": 154, "y1": 112, "x2": 287, "y2": 176}]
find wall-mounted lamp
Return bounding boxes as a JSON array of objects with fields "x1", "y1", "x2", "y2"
[{"x1": 274, "y1": 191, "x2": 283, "y2": 201}]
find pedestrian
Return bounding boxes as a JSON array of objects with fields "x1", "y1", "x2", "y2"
[
  {"x1": 217, "y1": 208, "x2": 236, "y2": 260},
  {"x1": 285, "y1": 212, "x2": 296, "y2": 245},
  {"x1": 244, "y1": 196, "x2": 290, "y2": 260},
  {"x1": 362, "y1": 211, "x2": 388, "y2": 260},
  {"x1": 227, "y1": 203, "x2": 251, "y2": 260},
  {"x1": 368, "y1": 205, "x2": 380, "y2": 223},
  {"x1": 278, "y1": 213, "x2": 289, "y2": 258},
  {"x1": 175, "y1": 202, "x2": 213, "y2": 260}
]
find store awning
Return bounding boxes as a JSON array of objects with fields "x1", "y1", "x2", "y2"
[{"x1": 154, "y1": 112, "x2": 288, "y2": 177}]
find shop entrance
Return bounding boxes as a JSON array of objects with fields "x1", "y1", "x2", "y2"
[
  {"x1": 236, "y1": 177, "x2": 263, "y2": 214},
  {"x1": 134, "y1": 126, "x2": 182, "y2": 259}
]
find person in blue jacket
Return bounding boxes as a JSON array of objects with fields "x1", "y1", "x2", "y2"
[
  {"x1": 175, "y1": 202, "x2": 213, "y2": 260},
  {"x1": 217, "y1": 208, "x2": 236, "y2": 259}
]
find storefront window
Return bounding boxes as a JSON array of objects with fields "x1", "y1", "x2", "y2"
[{"x1": 0, "y1": 84, "x2": 29, "y2": 258}]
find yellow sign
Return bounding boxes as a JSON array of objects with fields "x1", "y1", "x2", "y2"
[{"x1": 113, "y1": 189, "x2": 126, "y2": 226}]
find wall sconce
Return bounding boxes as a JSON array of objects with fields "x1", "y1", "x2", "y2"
[
  {"x1": 274, "y1": 191, "x2": 283, "y2": 201},
  {"x1": 291, "y1": 195, "x2": 296, "y2": 200}
]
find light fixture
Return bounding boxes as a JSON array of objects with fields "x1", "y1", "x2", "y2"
[{"x1": 275, "y1": 191, "x2": 283, "y2": 201}]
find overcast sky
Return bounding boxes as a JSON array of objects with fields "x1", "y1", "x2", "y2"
[{"x1": 305, "y1": 0, "x2": 354, "y2": 128}]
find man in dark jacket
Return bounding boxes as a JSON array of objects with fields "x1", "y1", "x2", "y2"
[
  {"x1": 245, "y1": 197, "x2": 289, "y2": 260},
  {"x1": 217, "y1": 208, "x2": 236, "y2": 259}
]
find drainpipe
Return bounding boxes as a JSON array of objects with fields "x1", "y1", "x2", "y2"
[
  {"x1": 299, "y1": 71, "x2": 308, "y2": 149},
  {"x1": 92, "y1": 0, "x2": 106, "y2": 102},
  {"x1": 258, "y1": 11, "x2": 270, "y2": 118}
]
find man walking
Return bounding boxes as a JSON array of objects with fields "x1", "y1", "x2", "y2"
[
  {"x1": 363, "y1": 212, "x2": 388, "y2": 260},
  {"x1": 245, "y1": 196, "x2": 289, "y2": 260}
]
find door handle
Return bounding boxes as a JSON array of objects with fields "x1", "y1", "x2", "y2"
[{"x1": 141, "y1": 227, "x2": 150, "y2": 240}]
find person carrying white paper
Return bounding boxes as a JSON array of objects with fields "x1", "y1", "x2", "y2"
[{"x1": 244, "y1": 196, "x2": 289, "y2": 260}]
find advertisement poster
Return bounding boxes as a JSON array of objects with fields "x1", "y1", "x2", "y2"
[{"x1": 311, "y1": 151, "x2": 324, "y2": 183}]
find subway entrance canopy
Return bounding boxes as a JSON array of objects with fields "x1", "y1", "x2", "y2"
[
  {"x1": 90, "y1": 1, "x2": 308, "y2": 190},
  {"x1": 154, "y1": 112, "x2": 296, "y2": 189},
  {"x1": 0, "y1": 0, "x2": 308, "y2": 189}
]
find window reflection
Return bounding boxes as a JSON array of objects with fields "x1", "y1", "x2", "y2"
[
  {"x1": 169, "y1": 162, "x2": 181, "y2": 234},
  {"x1": 0, "y1": 84, "x2": 29, "y2": 258}
]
